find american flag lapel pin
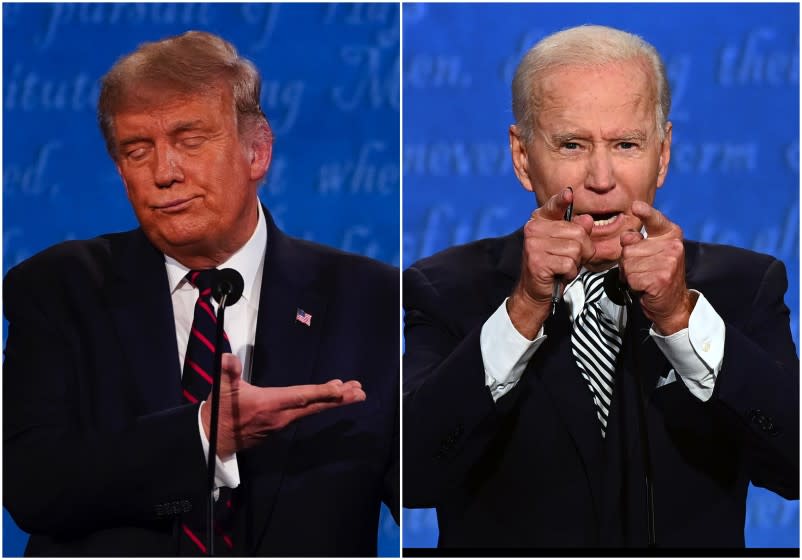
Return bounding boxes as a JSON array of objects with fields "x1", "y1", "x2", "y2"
[{"x1": 295, "y1": 308, "x2": 312, "y2": 327}]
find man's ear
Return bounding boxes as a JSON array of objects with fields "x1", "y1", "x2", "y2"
[
  {"x1": 248, "y1": 122, "x2": 273, "y2": 181},
  {"x1": 656, "y1": 121, "x2": 672, "y2": 189},
  {"x1": 509, "y1": 124, "x2": 534, "y2": 192}
]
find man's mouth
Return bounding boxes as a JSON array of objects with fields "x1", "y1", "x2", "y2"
[
  {"x1": 582, "y1": 212, "x2": 621, "y2": 227},
  {"x1": 154, "y1": 197, "x2": 197, "y2": 212}
]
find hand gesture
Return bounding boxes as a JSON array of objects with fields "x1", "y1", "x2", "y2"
[
  {"x1": 201, "y1": 353, "x2": 367, "y2": 457},
  {"x1": 509, "y1": 187, "x2": 595, "y2": 339},
  {"x1": 619, "y1": 201, "x2": 696, "y2": 334}
]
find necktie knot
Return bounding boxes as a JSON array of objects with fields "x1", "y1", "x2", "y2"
[
  {"x1": 578, "y1": 270, "x2": 608, "y2": 306},
  {"x1": 186, "y1": 269, "x2": 218, "y2": 298}
]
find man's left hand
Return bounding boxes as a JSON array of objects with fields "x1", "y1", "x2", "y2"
[{"x1": 619, "y1": 200, "x2": 697, "y2": 335}]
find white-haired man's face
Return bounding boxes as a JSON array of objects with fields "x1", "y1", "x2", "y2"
[{"x1": 510, "y1": 58, "x2": 672, "y2": 269}]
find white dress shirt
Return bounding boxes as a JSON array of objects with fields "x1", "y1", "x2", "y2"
[
  {"x1": 480, "y1": 271, "x2": 725, "y2": 403},
  {"x1": 164, "y1": 204, "x2": 267, "y2": 491}
]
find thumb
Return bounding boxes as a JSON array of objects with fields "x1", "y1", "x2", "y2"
[{"x1": 220, "y1": 352, "x2": 243, "y2": 383}]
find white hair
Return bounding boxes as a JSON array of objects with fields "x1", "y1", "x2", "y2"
[{"x1": 511, "y1": 25, "x2": 671, "y2": 141}]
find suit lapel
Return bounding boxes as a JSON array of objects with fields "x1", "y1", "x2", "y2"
[
  {"x1": 599, "y1": 301, "x2": 671, "y2": 544},
  {"x1": 536, "y1": 308, "x2": 605, "y2": 524},
  {"x1": 241, "y1": 210, "x2": 329, "y2": 552},
  {"x1": 496, "y1": 229, "x2": 604, "y2": 524},
  {"x1": 105, "y1": 230, "x2": 183, "y2": 413}
]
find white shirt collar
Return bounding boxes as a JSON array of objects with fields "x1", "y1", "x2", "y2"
[{"x1": 164, "y1": 204, "x2": 268, "y2": 306}]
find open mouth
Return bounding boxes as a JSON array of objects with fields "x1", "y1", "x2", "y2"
[{"x1": 588, "y1": 212, "x2": 620, "y2": 227}]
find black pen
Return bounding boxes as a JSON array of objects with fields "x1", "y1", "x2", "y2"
[{"x1": 551, "y1": 191, "x2": 574, "y2": 316}]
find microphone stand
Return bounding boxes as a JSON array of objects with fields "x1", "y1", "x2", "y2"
[
  {"x1": 205, "y1": 268, "x2": 243, "y2": 556},
  {"x1": 628, "y1": 319, "x2": 656, "y2": 548},
  {"x1": 206, "y1": 290, "x2": 229, "y2": 557},
  {"x1": 604, "y1": 269, "x2": 656, "y2": 547}
]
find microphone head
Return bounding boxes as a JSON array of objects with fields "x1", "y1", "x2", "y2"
[
  {"x1": 603, "y1": 267, "x2": 632, "y2": 307},
  {"x1": 212, "y1": 268, "x2": 245, "y2": 307}
]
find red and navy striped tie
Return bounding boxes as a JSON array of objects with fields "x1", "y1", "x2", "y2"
[{"x1": 180, "y1": 269, "x2": 235, "y2": 555}]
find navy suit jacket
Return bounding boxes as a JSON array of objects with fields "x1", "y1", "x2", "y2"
[
  {"x1": 403, "y1": 230, "x2": 797, "y2": 548},
  {"x1": 4, "y1": 209, "x2": 399, "y2": 556}
]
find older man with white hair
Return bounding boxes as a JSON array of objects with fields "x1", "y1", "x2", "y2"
[{"x1": 404, "y1": 25, "x2": 797, "y2": 548}]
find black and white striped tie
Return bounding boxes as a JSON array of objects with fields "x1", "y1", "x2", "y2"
[{"x1": 571, "y1": 270, "x2": 623, "y2": 437}]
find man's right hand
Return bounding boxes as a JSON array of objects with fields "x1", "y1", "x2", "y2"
[
  {"x1": 201, "y1": 353, "x2": 367, "y2": 457},
  {"x1": 508, "y1": 187, "x2": 595, "y2": 339}
]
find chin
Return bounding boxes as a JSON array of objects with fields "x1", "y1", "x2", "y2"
[{"x1": 148, "y1": 224, "x2": 210, "y2": 251}]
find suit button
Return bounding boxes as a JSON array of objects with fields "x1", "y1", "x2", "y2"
[{"x1": 748, "y1": 409, "x2": 780, "y2": 435}]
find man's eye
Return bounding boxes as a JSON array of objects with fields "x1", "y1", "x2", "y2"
[
  {"x1": 182, "y1": 137, "x2": 206, "y2": 148},
  {"x1": 127, "y1": 148, "x2": 148, "y2": 161},
  {"x1": 563, "y1": 142, "x2": 580, "y2": 150},
  {"x1": 619, "y1": 142, "x2": 637, "y2": 150}
]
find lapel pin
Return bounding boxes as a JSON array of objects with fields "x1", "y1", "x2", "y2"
[{"x1": 295, "y1": 308, "x2": 312, "y2": 327}]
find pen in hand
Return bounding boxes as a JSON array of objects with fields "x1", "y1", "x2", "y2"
[{"x1": 551, "y1": 188, "x2": 574, "y2": 316}]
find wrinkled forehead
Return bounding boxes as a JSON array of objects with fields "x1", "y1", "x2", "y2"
[
  {"x1": 534, "y1": 58, "x2": 657, "y2": 113},
  {"x1": 114, "y1": 79, "x2": 232, "y2": 114}
]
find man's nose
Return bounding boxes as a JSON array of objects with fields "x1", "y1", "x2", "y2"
[
  {"x1": 153, "y1": 144, "x2": 184, "y2": 188},
  {"x1": 585, "y1": 147, "x2": 615, "y2": 193}
]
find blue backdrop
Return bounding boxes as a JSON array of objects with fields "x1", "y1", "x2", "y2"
[
  {"x1": 2, "y1": 3, "x2": 399, "y2": 556},
  {"x1": 402, "y1": 2, "x2": 799, "y2": 549}
]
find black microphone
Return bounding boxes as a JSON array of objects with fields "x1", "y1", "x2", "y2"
[
  {"x1": 602, "y1": 267, "x2": 634, "y2": 307},
  {"x1": 206, "y1": 267, "x2": 243, "y2": 556},
  {"x1": 212, "y1": 268, "x2": 244, "y2": 307}
]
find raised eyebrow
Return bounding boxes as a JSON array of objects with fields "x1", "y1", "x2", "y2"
[
  {"x1": 615, "y1": 130, "x2": 648, "y2": 142},
  {"x1": 551, "y1": 132, "x2": 586, "y2": 144}
]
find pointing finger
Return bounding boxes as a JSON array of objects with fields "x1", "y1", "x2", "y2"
[
  {"x1": 631, "y1": 200, "x2": 674, "y2": 237},
  {"x1": 537, "y1": 187, "x2": 574, "y2": 221}
]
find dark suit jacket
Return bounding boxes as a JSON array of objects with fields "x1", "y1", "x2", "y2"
[
  {"x1": 403, "y1": 230, "x2": 798, "y2": 548},
  {"x1": 4, "y1": 209, "x2": 399, "y2": 556}
]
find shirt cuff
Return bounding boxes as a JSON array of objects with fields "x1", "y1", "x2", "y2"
[
  {"x1": 650, "y1": 290, "x2": 724, "y2": 402},
  {"x1": 481, "y1": 297, "x2": 547, "y2": 401},
  {"x1": 198, "y1": 402, "x2": 240, "y2": 491}
]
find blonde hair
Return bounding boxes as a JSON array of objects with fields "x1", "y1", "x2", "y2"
[{"x1": 98, "y1": 31, "x2": 268, "y2": 157}]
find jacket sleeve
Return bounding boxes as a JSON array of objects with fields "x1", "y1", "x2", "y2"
[
  {"x1": 3, "y1": 263, "x2": 209, "y2": 536},
  {"x1": 403, "y1": 265, "x2": 521, "y2": 507},
  {"x1": 653, "y1": 257, "x2": 799, "y2": 500},
  {"x1": 714, "y1": 258, "x2": 799, "y2": 498}
]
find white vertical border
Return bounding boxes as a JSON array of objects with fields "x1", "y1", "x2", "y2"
[{"x1": 397, "y1": 0, "x2": 405, "y2": 556}]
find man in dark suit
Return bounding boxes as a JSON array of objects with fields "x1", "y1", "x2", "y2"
[
  {"x1": 403, "y1": 24, "x2": 798, "y2": 548},
  {"x1": 4, "y1": 31, "x2": 398, "y2": 556}
]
